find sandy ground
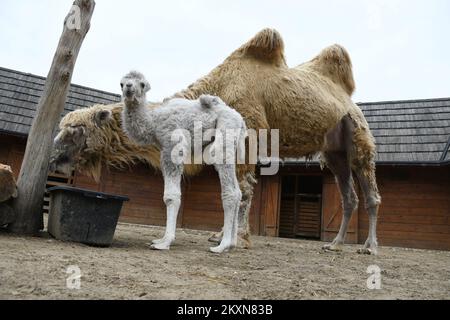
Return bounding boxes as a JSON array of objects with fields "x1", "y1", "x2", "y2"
[{"x1": 1, "y1": 222, "x2": 449, "y2": 300}]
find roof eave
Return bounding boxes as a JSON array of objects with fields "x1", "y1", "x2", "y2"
[
  {"x1": 0, "y1": 129, "x2": 28, "y2": 139},
  {"x1": 264, "y1": 160, "x2": 450, "y2": 168}
]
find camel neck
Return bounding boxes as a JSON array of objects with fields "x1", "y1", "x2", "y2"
[{"x1": 123, "y1": 99, "x2": 157, "y2": 146}]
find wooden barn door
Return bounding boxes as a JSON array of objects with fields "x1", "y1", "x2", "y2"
[
  {"x1": 321, "y1": 174, "x2": 358, "y2": 243},
  {"x1": 259, "y1": 175, "x2": 281, "y2": 237},
  {"x1": 279, "y1": 175, "x2": 322, "y2": 239}
]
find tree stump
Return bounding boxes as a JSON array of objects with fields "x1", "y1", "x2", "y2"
[{"x1": 0, "y1": 164, "x2": 17, "y2": 226}]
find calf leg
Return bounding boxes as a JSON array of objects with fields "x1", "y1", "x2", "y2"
[
  {"x1": 151, "y1": 158, "x2": 183, "y2": 250},
  {"x1": 210, "y1": 164, "x2": 242, "y2": 254},
  {"x1": 209, "y1": 172, "x2": 256, "y2": 248},
  {"x1": 322, "y1": 151, "x2": 359, "y2": 252}
]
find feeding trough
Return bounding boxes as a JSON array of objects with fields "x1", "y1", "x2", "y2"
[{"x1": 47, "y1": 186, "x2": 129, "y2": 247}]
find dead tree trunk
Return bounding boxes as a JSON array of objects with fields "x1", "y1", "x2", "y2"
[{"x1": 9, "y1": 0, "x2": 96, "y2": 234}]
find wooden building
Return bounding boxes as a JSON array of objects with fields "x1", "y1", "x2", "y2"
[{"x1": 1, "y1": 67, "x2": 449, "y2": 250}]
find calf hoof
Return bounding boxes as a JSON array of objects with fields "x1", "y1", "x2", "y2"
[
  {"x1": 150, "y1": 242, "x2": 171, "y2": 251},
  {"x1": 357, "y1": 247, "x2": 378, "y2": 255},
  {"x1": 322, "y1": 242, "x2": 343, "y2": 252},
  {"x1": 152, "y1": 238, "x2": 166, "y2": 245},
  {"x1": 209, "y1": 245, "x2": 231, "y2": 254},
  {"x1": 210, "y1": 232, "x2": 252, "y2": 249}
]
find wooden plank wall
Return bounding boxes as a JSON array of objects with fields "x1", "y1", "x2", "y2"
[
  {"x1": 75, "y1": 164, "x2": 450, "y2": 250},
  {"x1": 182, "y1": 168, "x2": 224, "y2": 231},
  {"x1": 2, "y1": 133, "x2": 449, "y2": 250},
  {"x1": 75, "y1": 165, "x2": 265, "y2": 235},
  {"x1": 0, "y1": 133, "x2": 265, "y2": 235},
  {"x1": 359, "y1": 166, "x2": 450, "y2": 250},
  {"x1": 74, "y1": 165, "x2": 167, "y2": 227},
  {"x1": 0, "y1": 135, "x2": 26, "y2": 178},
  {"x1": 173, "y1": 167, "x2": 264, "y2": 234}
]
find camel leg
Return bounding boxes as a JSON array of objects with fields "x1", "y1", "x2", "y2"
[
  {"x1": 237, "y1": 172, "x2": 256, "y2": 248},
  {"x1": 151, "y1": 158, "x2": 183, "y2": 250},
  {"x1": 354, "y1": 168, "x2": 381, "y2": 255},
  {"x1": 208, "y1": 232, "x2": 222, "y2": 243},
  {"x1": 209, "y1": 172, "x2": 255, "y2": 249},
  {"x1": 322, "y1": 151, "x2": 359, "y2": 252},
  {"x1": 210, "y1": 164, "x2": 242, "y2": 254}
]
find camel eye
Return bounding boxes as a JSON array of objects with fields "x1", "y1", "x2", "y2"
[
  {"x1": 120, "y1": 83, "x2": 124, "y2": 89},
  {"x1": 140, "y1": 82, "x2": 146, "y2": 89}
]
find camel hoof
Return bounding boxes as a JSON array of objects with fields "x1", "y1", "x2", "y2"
[
  {"x1": 357, "y1": 247, "x2": 377, "y2": 255},
  {"x1": 152, "y1": 238, "x2": 166, "y2": 245},
  {"x1": 322, "y1": 243, "x2": 343, "y2": 252},
  {"x1": 239, "y1": 233, "x2": 252, "y2": 249},
  {"x1": 209, "y1": 245, "x2": 231, "y2": 254},
  {"x1": 209, "y1": 233, "x2": 252, "y2": 248},
  {"x1": 150, "y1": 242, "x2": 171, "y2": 251},
  {"x1": 208, "y1": 235, "x2": 222, "y2": 243}
]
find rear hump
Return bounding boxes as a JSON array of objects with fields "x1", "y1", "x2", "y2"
[{"x1": 310, "y1": 44, "x2": 355, "y2": 96}]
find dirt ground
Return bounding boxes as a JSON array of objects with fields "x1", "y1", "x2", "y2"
[{"x1": 1, "y1": 222, "x2": 449, "y2": 300}]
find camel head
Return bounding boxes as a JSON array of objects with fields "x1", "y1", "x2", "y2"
[
  {"x1": 49, "y1": 106, "x2": 113, "y2": 179},
  {"x1": 120, "y1": 71, "x2": 151, "y2": 106}
]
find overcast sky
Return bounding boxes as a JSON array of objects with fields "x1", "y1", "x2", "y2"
[{"x1": 1, "y1": 0, "x2": 449, "y2": 103}]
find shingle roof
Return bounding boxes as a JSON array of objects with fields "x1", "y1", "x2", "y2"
[
  {"x1": 283, "y1": 98, "x2": 450, "y2": 165},
  {"x1": 0, "y1": 67, "x2": 449, "y2": 165},
  {"x1": 0, "y1": 66, "x2": 121, "y2": 136},
  {"x1": 359, "y1": 98, "x2": 450, "y2": 164}
]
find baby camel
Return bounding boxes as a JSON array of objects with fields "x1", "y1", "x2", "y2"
[{"x1": 119, "y1": 71, "x2": 246, "y2": 253}]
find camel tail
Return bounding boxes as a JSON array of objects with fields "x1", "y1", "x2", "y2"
[
  {"x1": 310, "y1": 44, "x2": 356, "y2": 96},
  {"x1": 199, "y1": 94, "x2": 221, "y2": 109},
  {"x1": 235, "y1": 28, "x2": 286, "y2": 66}
]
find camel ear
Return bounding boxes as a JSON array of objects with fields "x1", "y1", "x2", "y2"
[
  {"x1": 95, "y1": 109, "x2": 112, "y2": 127},
  {"x1": 12, "y1": 187, "x2": 18, "y2": 199},
  {"x1": 71, "y1": 126, "x2": 86, "y2": 144},
  {"x1": 141, "y1": 80, "x2": 151, "y2": 93}
]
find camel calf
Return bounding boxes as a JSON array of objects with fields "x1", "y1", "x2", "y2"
[{"x1": 118, "y1": 71, "x2": 246, "y2": 253}]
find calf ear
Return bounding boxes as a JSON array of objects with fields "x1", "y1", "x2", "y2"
[
  {"x1": 95, "y1": 109, "x2": 112, "y2": 127},
  {"x1": 142, "y1": 80, "x2": 151, "y2": 93}
]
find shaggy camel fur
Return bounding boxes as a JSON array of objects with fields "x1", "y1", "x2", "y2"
[
  {"x1": 0, "y1": 164, "x2": 17, "y2": 227},
  {"x1": 50, "y1": 28, "x2": 381, "y2": 254},
  {"x1": 0, "y1": 164, "x2": 17, "y2": 203},
  {"x1": 118, "y1": 71, "x2": 246, "y2": 253}
]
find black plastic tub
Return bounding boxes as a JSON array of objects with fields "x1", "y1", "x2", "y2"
[{"x1": 47, "y1": 186, "x2": 129, "y2": 247}]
